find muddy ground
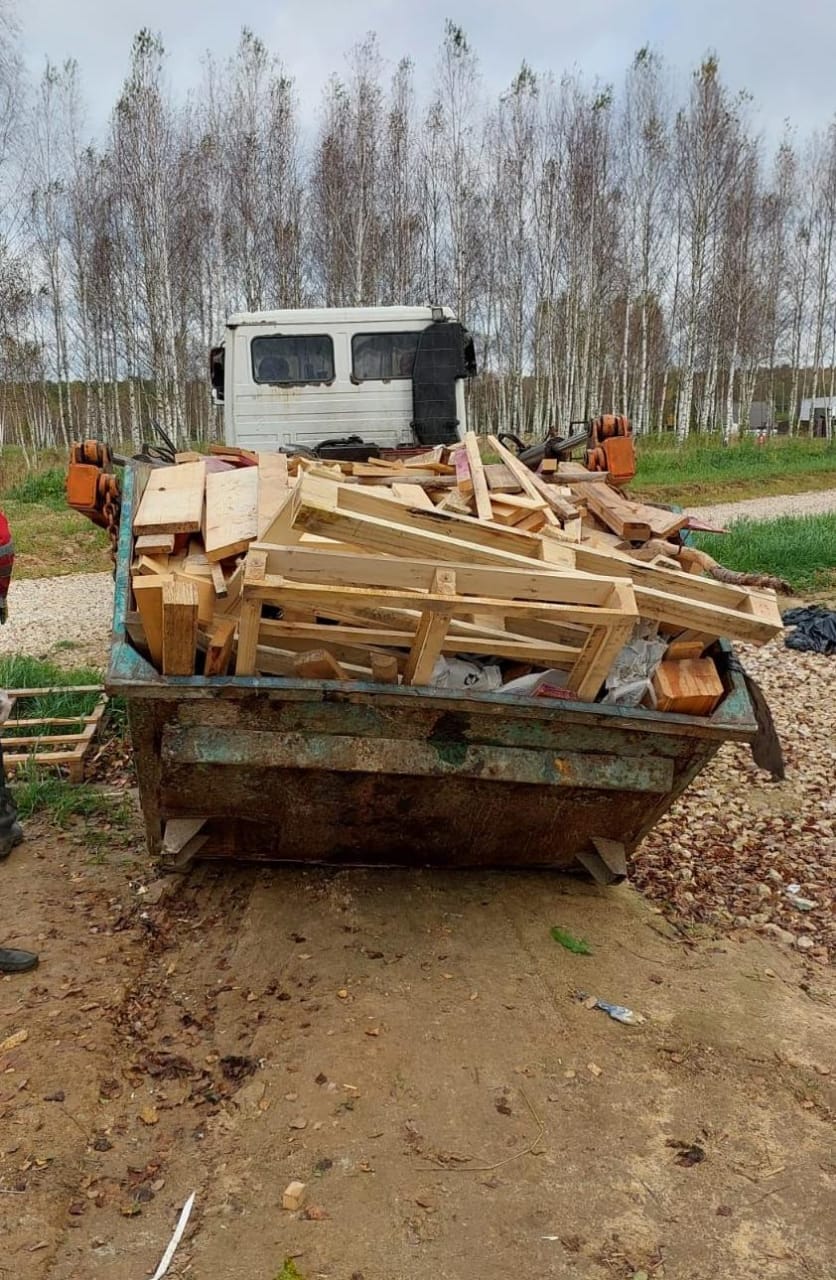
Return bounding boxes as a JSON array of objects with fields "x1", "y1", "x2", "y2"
[{"x1": 1, "y1": 807, "x2": 833, "y2": 1280}]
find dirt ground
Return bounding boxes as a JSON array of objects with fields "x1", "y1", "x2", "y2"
[{"x1": 1, "y1": 807, "x2": 834, "y2": 1280}]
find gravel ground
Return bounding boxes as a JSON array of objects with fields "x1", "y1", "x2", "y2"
[
  {"x1": 0, "y1": 571, "x2": 114, "y2": 669},
  {"x1": 688, "y1": 486, "x2": 836, "y2": 526}
]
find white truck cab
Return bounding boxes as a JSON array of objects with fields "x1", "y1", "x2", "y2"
[{"x1": 210, "y1": 305, "x2": 476, "y2": 456}]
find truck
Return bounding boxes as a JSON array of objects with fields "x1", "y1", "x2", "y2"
[{"x1": 209, "y1": 305, "x2": 477, "y2": 455}]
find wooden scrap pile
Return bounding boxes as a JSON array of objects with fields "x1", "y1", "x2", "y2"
[{"x1": 126, "y1": 437, "x2": 784, "y2": 714}]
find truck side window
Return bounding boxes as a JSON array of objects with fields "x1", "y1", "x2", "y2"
[
  {"x1": 351, "y1": 333, "x2": 420, "y2": 381},
  {"x1": 252, "y1": 335, "x2": 335, "y2": 385}
]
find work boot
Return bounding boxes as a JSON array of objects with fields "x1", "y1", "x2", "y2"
[
  {"x1": 0, "y1": 820, "x2": 23, "y2": 860},
  {"x1": 0, "y1": 947, "x2": 38, "y2": 973}
]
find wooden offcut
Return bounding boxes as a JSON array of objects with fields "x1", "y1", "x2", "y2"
[
  {"x1": 133, "y1": 461, "x2": 206, "y2": 535},
  {"x1": 161, "y1": 578, "x2": 199, "y2": 676},
  {"x1": 204, "y1": 466, "x2": 259, "y2": 561},
  {"x1": 652, "y1": 658, "x2": 725, "y2": 716},
  {"x1": 293, "y1": 649, "x2": 348, "y2": 681}
]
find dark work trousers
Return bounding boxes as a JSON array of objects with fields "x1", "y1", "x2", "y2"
[{"x1": 0, "y1": 738, "x2": 17, "y2": 838}]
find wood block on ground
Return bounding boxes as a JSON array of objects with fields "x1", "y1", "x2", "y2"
[
  {"x1": 133, "y1": 461, "x2": 206, "y2": 536},
  {"x1": 161, "y1": 578, "x2": 199, "y2": 675},
  {"x1": 652, "y1": 658, "x2": 724, "y2": 716},
  {"x1": 204, "y1": 465, "x2": 259, "y2": 561},
  {"x1": 293, "y1": 649, "x2": 348, "y2": 680}
]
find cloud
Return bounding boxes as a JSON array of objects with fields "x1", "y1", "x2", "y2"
[{"x1": 15, "y1": 0, "x2": 836, "y2": 145}]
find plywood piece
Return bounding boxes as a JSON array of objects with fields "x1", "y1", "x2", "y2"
[
  {"x1": 133, "y1": 461, "x2": 205, "y2": 535},
  {"x1": 293, "y1": 649, "x2": 348, "y2": 681},
  {"x1": 135, "y1": 532, "x2": 175, "y2": 556},
  {"x1": 203, "y1": 617, "x2": 236, "y2": 676},
  {"x1": 161, "y1": 578, "x2": 199, "y2": 676},
  {"x1": 204, "y1": 465, "x2": 259, "y2": 562},
  {"x1": 652, "y1": 658, "x2": 724, "y2": 716}
]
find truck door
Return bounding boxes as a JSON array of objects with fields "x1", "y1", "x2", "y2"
[{"x1": 411, "y1": 321, "x2": 476, "y2": 446}]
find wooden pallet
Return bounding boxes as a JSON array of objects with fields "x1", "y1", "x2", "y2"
[
  {"x1": 234, "y1": 546, "x2": 638, "y2": 701},
  {"x1": 0, "y1": 686, "x2": 107, "y2": 782}
]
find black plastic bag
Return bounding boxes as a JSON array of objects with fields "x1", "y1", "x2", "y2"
[{"x1": 783, "y1": 606, "x2": 836, "y2": 655}]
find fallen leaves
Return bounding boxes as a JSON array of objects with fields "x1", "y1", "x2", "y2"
[{"x1": 139, "y1": 1106, "x2": 159, "y2": 1126}]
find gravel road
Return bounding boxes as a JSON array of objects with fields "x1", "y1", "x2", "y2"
[
  {"x1": 0, "y1": 571, "x2": 114, "y2": 669},
  {"x1": 687, "y1": 486, "x2": 836, "y2": 526}
]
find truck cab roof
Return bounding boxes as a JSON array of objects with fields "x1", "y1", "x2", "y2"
[{"x1": 225, "y1": 305, "x2": 456, "y2": 329}]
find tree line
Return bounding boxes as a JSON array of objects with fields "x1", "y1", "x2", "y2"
[{"x1": 1, "y1": 10, "x2": 835, "y2": 450}]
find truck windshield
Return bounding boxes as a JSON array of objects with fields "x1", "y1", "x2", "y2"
[
  {"x1": 252, "y1": 335, "x2": 334, "y2": 385},
  {"x1": 351, "y1": 332, "x2": 420, "y2": 381}
]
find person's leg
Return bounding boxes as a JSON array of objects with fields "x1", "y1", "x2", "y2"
[
  {"x1": 0, "y1": 738, "x2": 23, "y2": 860},
  {"x1": 0, "y1": 735, "x2": 37, "y2": 972}
]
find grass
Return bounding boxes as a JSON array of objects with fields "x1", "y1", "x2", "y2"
[
  {"x1": 692, "y1": 512, "x2": 836, "y2": 593},
  {"x1": 1, "y1": 449, "x2": 111, "y2": 578},
  {"x1": 631, "y1": 434, "x2": 836, "y2": 505},
  {"x1": 0, "y1": 655, "x2": 104, "y2": 738}
]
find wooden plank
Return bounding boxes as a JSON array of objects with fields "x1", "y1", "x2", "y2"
[
  {"x1": 243, "y1": 570, "x2": 632, "y2": 628},
  {"x1": 204, "y1": 465, "x2": 259, "y2": 562},
  {"x1": 463, "y1": 433, "x2": 493, "y2": 522},
  {"x1": 315, "y1": 475, "x2": 551, "y2": 557},
  {"x1": 250, "y1": 544, "x2": 614, "y2": 607},
  {"x1": 132, "y1": 574, "x2": 173, "y2": 668},
  {"x1": 210, "y1": 561, "x2": 227, "y2": 596},
  {"x1": 161, "y1": 578, "x2": 199, "y2": 676},
  {"x1": 487, "y1": 435, "x2": 581, "y2": 524},
  {"x1": 258, "y1": 619, "x2": 581, "y2": 666},
  {"x1": 289, "y1": 481, "x2": 576, "y2": 570},
  {"x1": 135, "y1": 532, "x2": 175, "y2": 556},
  {"x1": 436, "y1": 488, "x2": 473, "y2": 516},
  {"x1": 583, "y1": 484, "x2": 651, "y2": 541},
  {"x1": 257, "y1": 452, "x2": 291, "y2": 538},
  {"x1": 203, "y1": 617, "x2": 237, "y2": 676},
  {"x1": 665, "y1": 630, "x2": 711, "y2": 661},
  {"x1": 404, "y1": 569, "x2": 456, "y2": 686},
  {"x1": 133, "y1": 461, "x2": 205, "y2": 536},
  {"x1": 484, "y1": 463, "x2": 523, "y2": 494},
  {"x1": 293, "y1": 649, "x2": 348, "y2": 680},
  {"x1": 235, "y1": 549, "x2": 267, "y2": 676}
]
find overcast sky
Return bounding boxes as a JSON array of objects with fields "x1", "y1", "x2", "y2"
[{"x1": 15, "y1": 0, "x2": 836, "y2": 145}]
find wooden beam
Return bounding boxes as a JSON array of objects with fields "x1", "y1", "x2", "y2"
[
  {"x1": 404, "y1": 569, "x2": 456, "y2": 686},
  {"x1": 161, "y1": 578, "x2": 199, "y2": 675},
  {"x1": 583, "y1": 484, "x2": 651, "y2": 541},
  {"x1": 463, "y1": 432, "x2": 493, "y2": 521}
]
